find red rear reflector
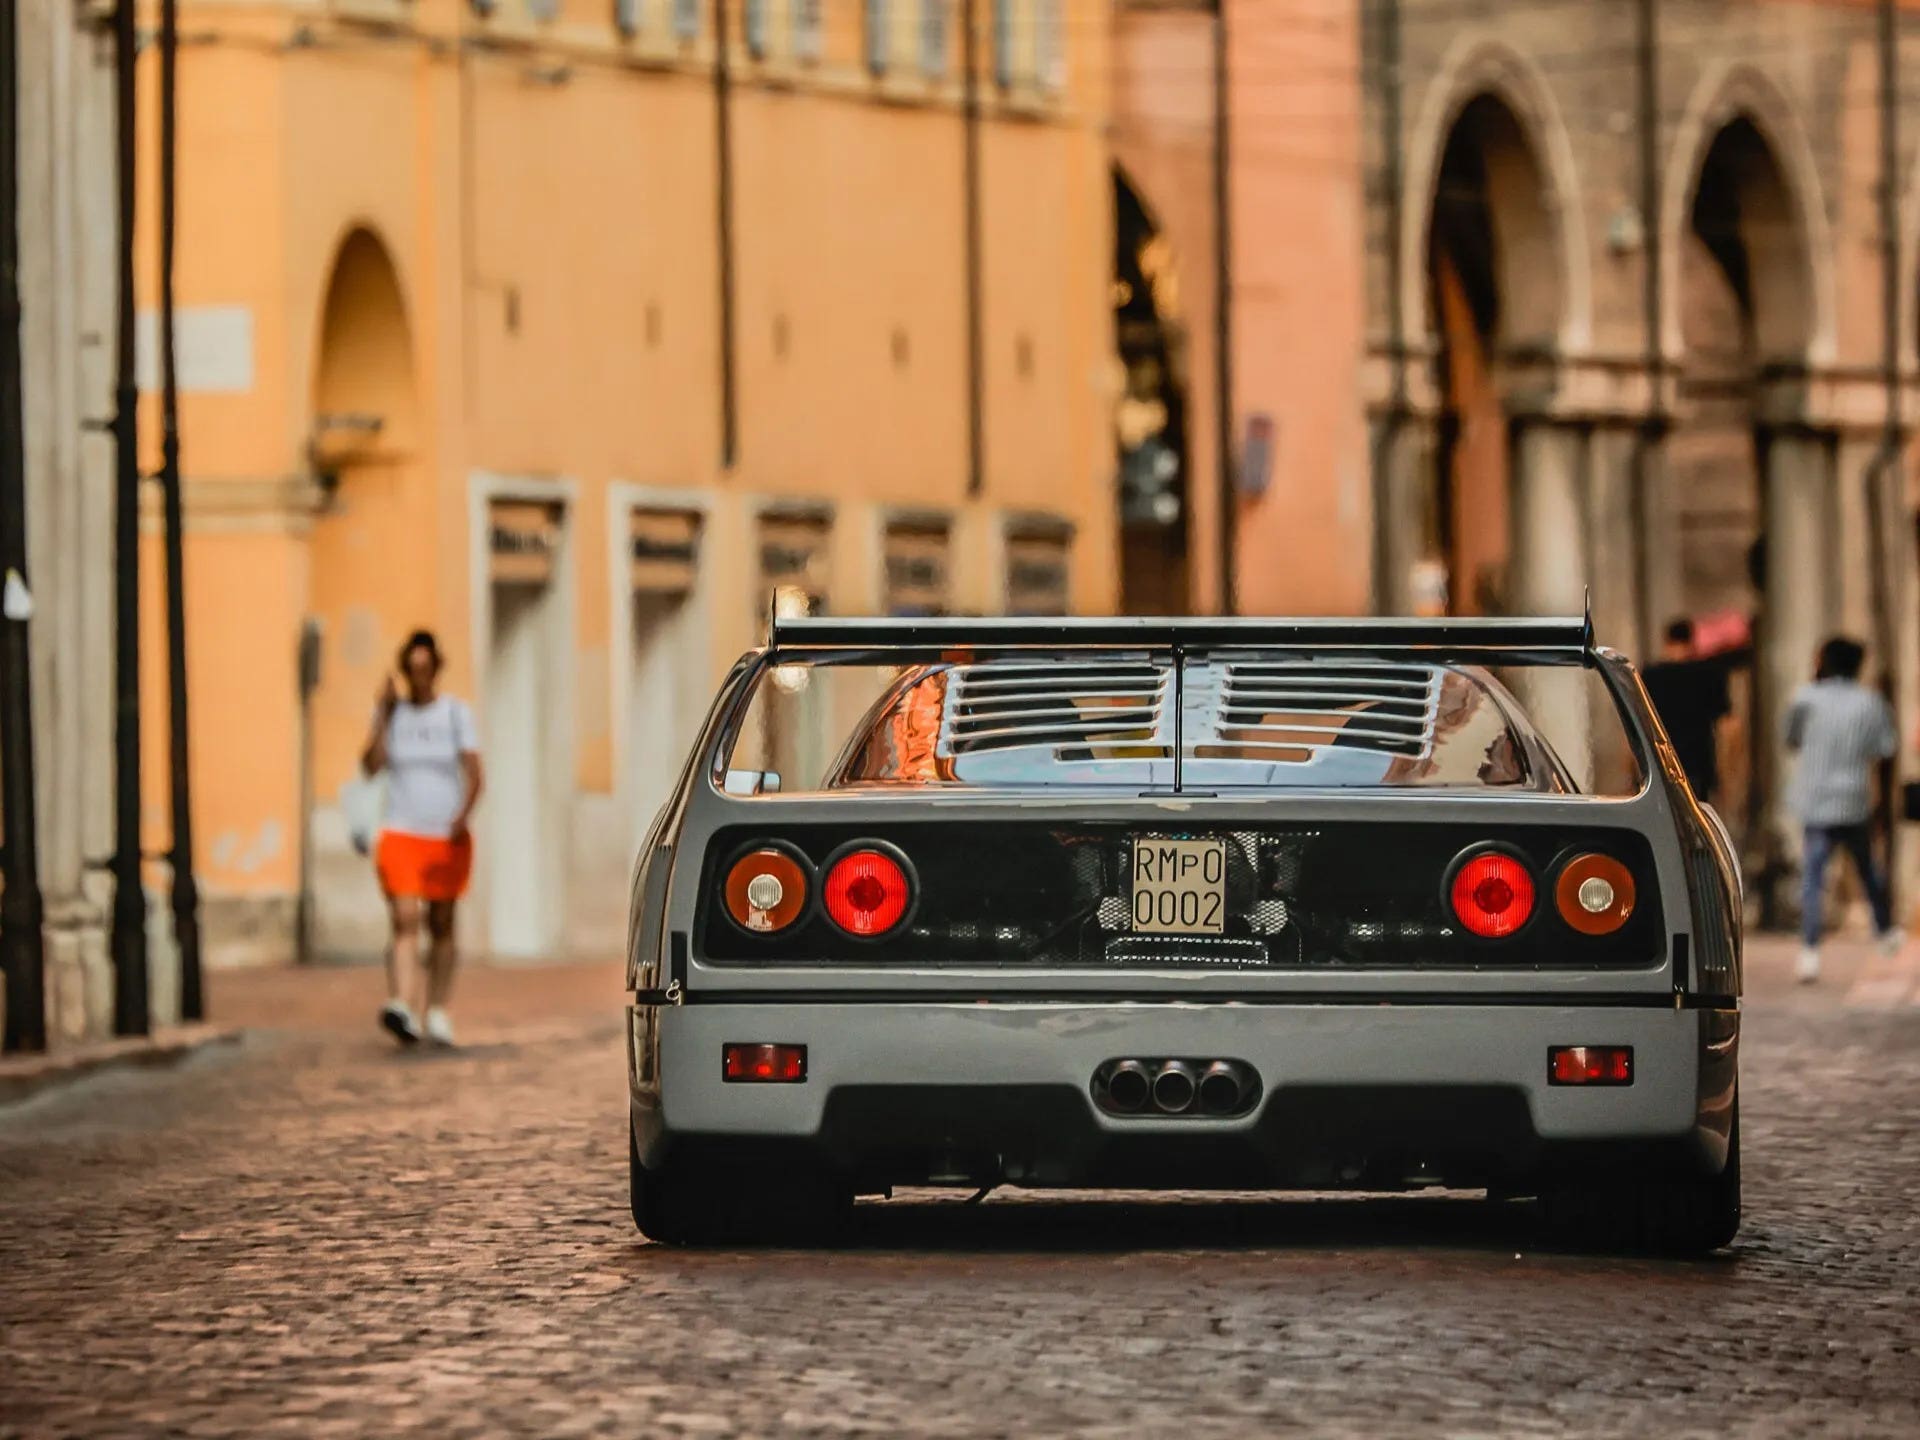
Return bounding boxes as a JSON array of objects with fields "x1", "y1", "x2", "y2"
[
  {"x1": 1449, "y1": 851, "x2": 1536, "y2": 938},
  {"x1": 723, "y1": 1043, "x2": 808, "y2": 1083},
  {"x1": 1549, "y1": 1045, "x2": 1633, "y2": 1086},
  {"x1": 823, "y1": 847, "x2": 911, "y2": 937}
]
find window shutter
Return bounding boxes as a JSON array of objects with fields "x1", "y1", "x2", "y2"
[
  {"x1": 613, "y1": 0, "x2": 640, "y2": 35},
  {"x1": 865, "y1": 0, "x2": 889, "y2": 74},
  {"x1": 992, "y1": 0, "x2": 1014, "y2": 87},
  {"x1": 919, "y1": 0, "x2": 946, "y2": 76},
  {"x1": 792, "y1": 0, "x2": 822, "y2": 59},
  {"x1": 745, "y1": 0, "x2": 769, "y2": 55},
  {"x1": 1037, "y1": 0, "x2": 1064, "y2": 90},
  {"x1": 673, "y1": 0, "x2": 699, "y2": 42}
]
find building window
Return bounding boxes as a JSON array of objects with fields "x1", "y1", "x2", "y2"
[
  {"x1": 792, "y1": 0, "x2": 823, "y2": 60},
  {"x1": 866, "y1": 0, "x2": 890, "y2": 74},
  {"x1": 528, "y1": 0, "x2": 557, "y2": 21},
  {"x1": 1037, "y1": 0, "x2": 1063, "y2": 90},
  {"x1": 992, "y1": 0, "x2": 1014, "y2": 87},
  {"x1": 673, "y1": 0, "x2": 699, "y2": 42},
  {"x1": 745, "y1": 0, "x2": 769, "y2": 56},
  {"x1": 919, "y1": 0, "x2": 946, "y2": 76},
  {"x1": 614, "y1": 0, "x2": 640, "y2": 36}
]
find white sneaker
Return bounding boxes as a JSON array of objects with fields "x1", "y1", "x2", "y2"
[
  {"x1": 1878, "y1": 927, "x2": 1907, "y2": 958},
  {"x1": 380, "y1": 1001, "x2": 422, "y2": 1045},
  {"x1": 424, "y1": 1007, "x2": 455, "y2": 1047},
  {"x1": 1795, "y1": 946, "x2": 1822, "y2": 984}
]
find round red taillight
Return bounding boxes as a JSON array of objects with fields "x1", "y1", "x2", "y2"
[
  {"x1": 723, "y1": 848, "x2": 809, "y2": 933},
  {"x1": 822, "y1": 847, "x2": 911, "y2": 937},
  {"x1": 1449, "y1": 851, "x2": 1536, "y2": 939}
]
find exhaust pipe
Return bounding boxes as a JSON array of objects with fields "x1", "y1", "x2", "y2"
[
  {"x1": 1152, "y1": 1060, "x2": 1197, "y2": 1114},
  {"x1": 1105, "y1": 1059, "x2": 1151, "y2": 1113},
  {"x1": 1197, "y1": 1061, "x2": 1243, "y2": 1116}
]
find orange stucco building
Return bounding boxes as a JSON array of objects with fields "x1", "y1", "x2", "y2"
[{"x1": 143, "y1": 0, "x2": 1118, "y2": 965}]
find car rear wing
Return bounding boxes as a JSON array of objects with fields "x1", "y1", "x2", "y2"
[{"x1": 767, "y1": 609, "x2": 1597, "y2": 666}]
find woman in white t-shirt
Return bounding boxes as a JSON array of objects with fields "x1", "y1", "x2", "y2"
[{"x1": 360, "y1": 630, "x2": 484, "y2": 1047}]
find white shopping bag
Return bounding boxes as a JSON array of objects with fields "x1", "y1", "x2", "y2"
[{"x1": 340, "y1": 772, "x2": 387, "y2": 857}]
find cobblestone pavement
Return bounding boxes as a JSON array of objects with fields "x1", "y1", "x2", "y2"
[{"x1": 2, "y1": 945, "x2": 1917, "y2": 1438}]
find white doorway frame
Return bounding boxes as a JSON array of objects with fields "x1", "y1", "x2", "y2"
[
  {"x1": 467, "y1": 471, "x2": 579, "y2": 960},
  {"x1": 606, "y1": 482, "x2": 719, "y2": 833}
]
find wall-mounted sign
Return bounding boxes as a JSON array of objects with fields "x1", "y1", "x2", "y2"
[
  {"x1": 490, "y1": 500, "x2": 561, "y2": 586},
  {"x1": 630, "y1": 509, "x2": 701, "y2": 595},
  {"x1": 883, "y1": 516, "x2": 951, "y2": 617},
  {"x1": 1236, "y1": 413, "x2": 1275, "y2": 498},
  {"x1": 1004, "y1": 515, "x2": 1073, "y2": 616}
]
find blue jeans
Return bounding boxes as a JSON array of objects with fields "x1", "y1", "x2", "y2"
[{"x1": 1801, "y1": 823, "x2": 1892, "y2": 946}]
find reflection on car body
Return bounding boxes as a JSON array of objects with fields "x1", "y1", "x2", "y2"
[{"x1": 625, "y1": 614, "x2": 1742, "y2": 1252}]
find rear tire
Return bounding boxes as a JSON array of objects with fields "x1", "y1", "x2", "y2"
[
  {"x1": 1542, "y1": 1111, "x2": 1741, "y2": 1256},
  {"x1": 629, "y1": 1123, "x2": 849, "y2": 1246}
]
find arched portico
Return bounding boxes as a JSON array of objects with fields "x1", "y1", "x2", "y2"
[
  {"x1": 1659, "y1": 69, "x2": 1834, "y2": 889},
  {"x1": 304, "y1": 224, "x2": 426, "y2": 960}
]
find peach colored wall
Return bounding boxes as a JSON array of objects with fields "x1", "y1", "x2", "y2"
[
  {"x1": 142, "y1": 0, "x2": 1118, "y2": 949},
  {"x1": 1223, "y1": 0, "x2": 1370, "y2": 614}
]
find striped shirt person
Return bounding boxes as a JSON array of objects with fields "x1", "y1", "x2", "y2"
[{"x1": 1784, "y1": 636, "x2": 1902, "y2": 982}]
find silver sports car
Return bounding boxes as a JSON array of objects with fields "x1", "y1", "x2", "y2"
[{"x1": 625, "y1": 614, "x2": 1741, "y2": 1252}]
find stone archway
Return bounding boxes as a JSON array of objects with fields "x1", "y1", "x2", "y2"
[
  {"x1": 305, "y1": 225, "x2": 424, "y2": 960},
  {"x1": 1422, "y1": 91, "x2": 1568, "y2": 619},
  {"x1": 1665, "y1": 82, "x2": 1829, "y2": 893},
  {"x1": 1113, "y1": 166, "x2": 1192, "y2": 614}
]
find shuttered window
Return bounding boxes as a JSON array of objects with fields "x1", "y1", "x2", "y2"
[
  {"x1": 673, "y1": 0, "x2": 699, "y2": 41},
  {"x1": 1037, "y1": 0, "x2": 1064, "y2": 90},
  {"x1": 792, "y1": 0, "x2": 823, "y2": 59},
  {"x1": 745, "y1": 0, "x2": 769, "y2": 56},
  {"x1": 866, "y1": 0, "x2": 889, "y2": 74},
  {"x1": 919, "y1": 0, "x2": 946, "y2": 76},
  {"x1": 613, "y1": 0, "x2": 640, "y2": 36},
  {"x1": 992, "y1": 0, "x2": 1014, "y2": 87}
]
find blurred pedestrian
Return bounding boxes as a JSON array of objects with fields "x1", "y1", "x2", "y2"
[
  {"x1": 361, "y1": 629, "x2": 484, "y2": 1044},
  {"x1": 1786, "y1": 635, "x2": 1900, "y2": 983},
  {"x1": 1641, "y1": 617, "x2": 1733, "y2": 803}
]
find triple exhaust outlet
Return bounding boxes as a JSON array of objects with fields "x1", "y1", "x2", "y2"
[{"x1": 1096, "y1": 1058, "x2": 1258, "y2": 1118}]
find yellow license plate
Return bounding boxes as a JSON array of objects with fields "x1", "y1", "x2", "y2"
[{"x1": 1130, "y1": 838, "x2": 1227, "y2": 934}]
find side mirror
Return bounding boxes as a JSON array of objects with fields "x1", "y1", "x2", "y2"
[{"x1": 722, "y1": 769, "x2": 782, "y2": 796}]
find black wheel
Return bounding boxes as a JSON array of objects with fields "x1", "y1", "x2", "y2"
[
  {"x1": 629, "y1": 1123, "x2": 848, "y2": 1246},
  {"x1": 1542, "y1": 1111, "x2": 1741, "y2": 1256}
]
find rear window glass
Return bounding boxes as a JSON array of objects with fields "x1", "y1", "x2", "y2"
[{"x1": 718, "y1": 652, "x2": 1641, "y2": 795}]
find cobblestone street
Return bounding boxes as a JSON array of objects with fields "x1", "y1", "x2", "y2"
[{"x1": 2, "y1": 943, "x2": 1917, "y2": 1438}]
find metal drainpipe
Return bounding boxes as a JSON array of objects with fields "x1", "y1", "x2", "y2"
[
  {"x1": 963, "y1": 0, "x2": 984, "y2": 499},
  {"x1": 0, "y1": 0, "x2": 48, "y2": 1052},
  {"x1": 1212, "y1": 0, "x2": 1235, "y2": 613},
  {"x1": 158, "y1": 0, "x2": 203, "y2": 1021},
  {"x1": 1367, "y1": 0, "x2": 1407, "y2": 616},
  {"x1": 715, "y1": 0, "x2": 738, "y2": 470},
  {"x1": 110, "y1": 0, "x2": 149, "y2": 1036}
]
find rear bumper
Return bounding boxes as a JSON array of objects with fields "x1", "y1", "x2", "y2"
[{"x1": 629, "y1": 1000, "x2": 1737, "y2": 1191}]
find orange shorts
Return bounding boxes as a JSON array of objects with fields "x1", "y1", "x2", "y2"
[{"x1": 375, "y1": 831, "x2": 474, "y2": 903}]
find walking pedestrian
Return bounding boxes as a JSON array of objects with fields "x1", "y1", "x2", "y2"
[
  {"x1": 360, "y1": 629, "x2": 484, "y2": 1044},
  {"x1": 1641, "y1": 617, "x2": 1735, "y2": 803},
  {"x1": 1786, "y1": 635, "x2": 1901, "y2": 983}
]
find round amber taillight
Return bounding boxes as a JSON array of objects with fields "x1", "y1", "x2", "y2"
[
  {"x1": 1555, "y1": 853, "x2": 1637, "y2": 936},
  {"x1": 1449, "y1": 851, "x2": 1537, "y2": 939},
  {"x1": 723, "y1": 848, "x2": 809, "y2": 933}
]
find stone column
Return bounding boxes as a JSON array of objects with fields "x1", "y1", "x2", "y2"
[
  {"x1": 1758, "y1": 426, "x2": 1840, "y2": 866},
  {"x1": 1369, "y1": 413, "x2": 1439, "y2": 614},
  {"x1": 1508, "y1": 418, "x2": 1593, "y2": 784}
]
